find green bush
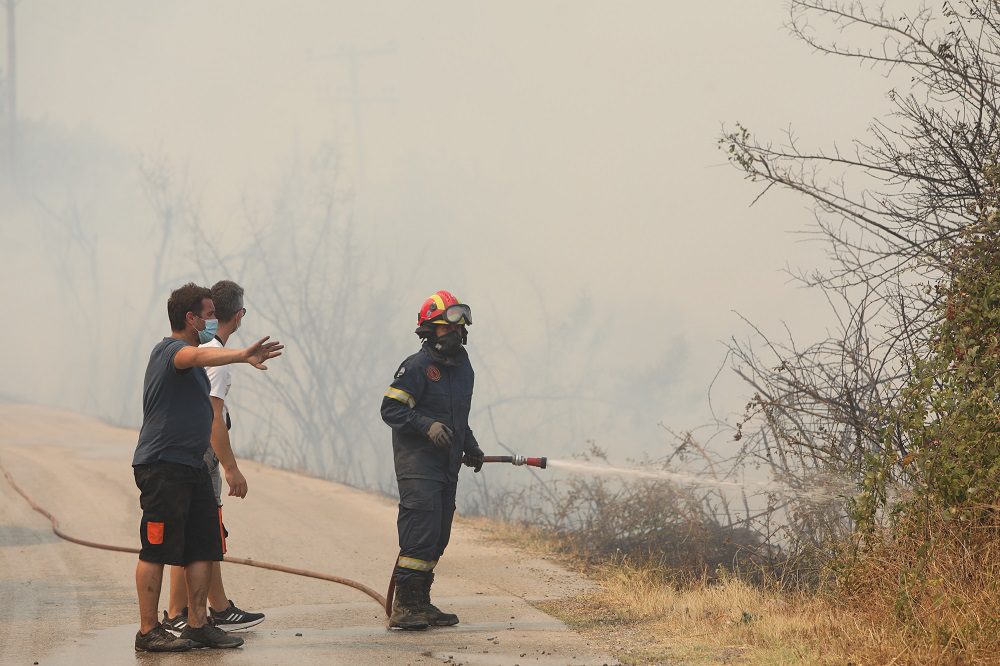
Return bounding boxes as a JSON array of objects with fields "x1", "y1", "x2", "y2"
[{"x1": 857, "y1": 167, "x2": 1000, "y2": 529}]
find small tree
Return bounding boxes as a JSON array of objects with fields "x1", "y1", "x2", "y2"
[{"x1": 720, "y1": 0, "x2": 1000, "y2": 537}]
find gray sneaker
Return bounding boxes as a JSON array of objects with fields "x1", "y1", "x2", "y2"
[
  {"x1": 134, "y1": 623, "x2": 196, "y2": 652},
  {"x1": 209, "y1": 599, "x2": 265, "y2": 631},
  {"x1": 180, "y1": 622, "x2": 245, "y2": 649},
  {"x1": 161, "y1": 608, "x2": 189, "y2": 635}
]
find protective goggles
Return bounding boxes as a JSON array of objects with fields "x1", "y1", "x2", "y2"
[{"x1": 437, "y1": 304, "x2": 472, "y2": 325}]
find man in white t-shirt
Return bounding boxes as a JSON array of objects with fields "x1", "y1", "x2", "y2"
[{"x1": 163, "y1": 280, "x2": 265, "y2": 633}]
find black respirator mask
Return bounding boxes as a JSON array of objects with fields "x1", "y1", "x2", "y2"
[{"x1": 431, "y1": 328, "x2": 466, "y2": 355}]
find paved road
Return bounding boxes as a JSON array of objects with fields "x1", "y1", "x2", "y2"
[{"x1": 0, "y1": 404, "x2": 615, "y2": 666}]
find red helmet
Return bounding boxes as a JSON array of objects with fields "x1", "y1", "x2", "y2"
[{"x1": 417, "y1": 290, "x2": 472, "y2": 327}]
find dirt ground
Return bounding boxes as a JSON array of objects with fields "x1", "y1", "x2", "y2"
[{"x1": 0, "y1": 404, "x2": 616, "y2": 666}]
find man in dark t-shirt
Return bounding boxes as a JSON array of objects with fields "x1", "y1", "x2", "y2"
[
  {"x1": 132, "y1": 282, "x2": 282, "y2": 653},
  {"x1": 133, "y1": 336, "x2": 214, "y2": 468}
]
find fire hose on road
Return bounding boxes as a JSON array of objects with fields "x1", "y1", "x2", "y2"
[
  {"x1": 1, "y1": 452, "x2": 546, "y2": 619},
  {"x1": 0, "y1": 458, "x2": 388, "y2": 609}
]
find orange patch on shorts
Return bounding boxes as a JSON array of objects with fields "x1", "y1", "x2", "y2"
[{"x1": 147, "y1": 521, "x2": 164, "y2": 545}]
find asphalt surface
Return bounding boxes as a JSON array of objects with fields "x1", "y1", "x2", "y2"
[{"x1": 0, "y1": 404, "x2": 616, "y2": 666}]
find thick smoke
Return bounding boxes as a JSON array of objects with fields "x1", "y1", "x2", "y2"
[{"x1": 1, "y1": 2, "x2": 890, "y2": 497}]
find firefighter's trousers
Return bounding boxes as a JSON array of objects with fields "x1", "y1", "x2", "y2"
[{"x1": 394, "y1": 478, "x2": 457, "y2": 583}]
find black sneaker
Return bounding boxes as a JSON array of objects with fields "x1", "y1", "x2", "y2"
[
  {"x1": 161, "y1": 608, "x2": 189, "y2": 635},
  {"x1": 180, "y1": 622, "x2": 245, "y2": 649},
  {"x1": 135, "y1": 623, "x2": 196, "y2": 652},
  {"x1": 209, "y1": 599, "x2": 265, "y2": 631}
]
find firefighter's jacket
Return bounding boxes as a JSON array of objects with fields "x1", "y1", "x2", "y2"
[{"x1": 381, "y1": 342, "x2": 480, "y2": 482}]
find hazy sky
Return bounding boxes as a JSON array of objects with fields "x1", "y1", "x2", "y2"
[{"x1": 2, "y1": 1, "x2": 893, "y2": 465}]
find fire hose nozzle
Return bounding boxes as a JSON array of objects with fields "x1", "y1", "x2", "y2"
[{"x1": 512, "y1": 455, "x2": 547, "y2": 469}]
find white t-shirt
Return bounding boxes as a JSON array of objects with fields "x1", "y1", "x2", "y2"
[{"x1": 200, "y1": 337, "x2": 232, "y2": 425}]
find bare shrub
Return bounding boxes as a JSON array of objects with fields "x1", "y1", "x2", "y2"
[
  {"x1": 539, "y1": 477, "x2": 764, "y2": 576},
  {"x1": 466, "y1": 464, "x2": 786, "y2": 583}
]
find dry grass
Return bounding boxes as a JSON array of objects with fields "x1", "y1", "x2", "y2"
[
  {"x1": 485, "y1": 518, "x2": 1000, "y2": 665},
  {"x1": 538, "y1": 562, "x2": 860, "y2": 665},
  {"x1": 484, "y1": 520, "x2": 858, "y2": 664},
  {"x1": 832, "y1": 513, "x2": 1000, "y2": 665}
]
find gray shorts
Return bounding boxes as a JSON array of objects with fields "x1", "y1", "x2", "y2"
[{"x1": 203, "y1": 448, "x2": 223, "y2": 507}]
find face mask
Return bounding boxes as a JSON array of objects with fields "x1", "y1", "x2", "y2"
[
  {"x1": 432, "y1": 329, "x2": 464, "y2": 355},
  {"x1": 198, "y1": 318, "x2": 219, "y2": 344}
]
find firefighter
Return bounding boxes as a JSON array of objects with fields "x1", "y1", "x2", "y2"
[{"x1": 380, "y1": 290, "x2": 485, "y2": 630}]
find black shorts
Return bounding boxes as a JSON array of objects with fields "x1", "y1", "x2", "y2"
[{"x1": 133, "y1": 462, "x2": 224, "y2": 566}]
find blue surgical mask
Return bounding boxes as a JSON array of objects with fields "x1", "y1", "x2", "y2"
[{"x1": 198, "y1": 318, "x2": 219, "y2": 344}]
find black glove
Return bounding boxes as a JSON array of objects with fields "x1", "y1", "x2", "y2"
[
  {"x1": 463, "y1": 447, "x2": 485, "y2": 473},
  {"x1": 427, "y1": 421, "x2": 453, "y2": 449}
]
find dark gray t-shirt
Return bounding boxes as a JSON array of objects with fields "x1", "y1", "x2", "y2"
[{"x1": 132, "y1": 337, "x2": 213, "y2": 469}]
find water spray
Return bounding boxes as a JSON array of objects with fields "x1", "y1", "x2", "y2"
[{"x1": 545, "y1": 458, "x2": 852, "y2": 501}]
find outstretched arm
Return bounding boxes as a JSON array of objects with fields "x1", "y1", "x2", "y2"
[{"x1": 174, "y1": 337, "x2": 283, "y2": 370}]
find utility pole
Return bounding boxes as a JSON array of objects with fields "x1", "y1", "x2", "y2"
[
  {"x1": 4, "y1": 0, "x2": 16, "y2": 180},
  {"x1": 310, "y1": 43, "x2": 395, "y2": 188}
]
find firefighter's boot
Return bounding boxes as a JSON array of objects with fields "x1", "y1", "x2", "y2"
[
  {"x1": 389, "y1": 577, "x2": 429, "y2": 630},
  {"x1": 420, "y1": 573, "x2": 459, "y2": 626}
]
